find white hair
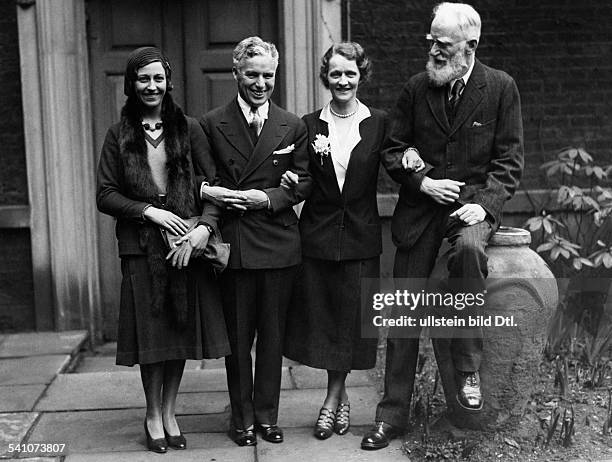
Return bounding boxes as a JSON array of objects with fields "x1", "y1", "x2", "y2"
[{"x1": 433, "y1": 2, "x2": 481, "y2": 42}]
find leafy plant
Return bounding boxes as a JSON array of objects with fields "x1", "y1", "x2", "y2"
[
  {"x1": 525, "y1": 147, "x2": 612, "y2": 275},
  {"x1": 525, "y1": 147, "x2": 612, "y2": 363}
]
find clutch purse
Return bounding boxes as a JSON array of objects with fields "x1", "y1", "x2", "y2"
[{"x1": 161, "y1": 217, "x2": 230, "y2": 271}]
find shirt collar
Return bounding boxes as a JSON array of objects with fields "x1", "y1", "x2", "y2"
[
  {"x1": 237, "y1": 94, "x2": 270, "y2": 120},
  {"x1": 449, "y1": 57, "x2": 475, "y2": 97},
  {"x1": 319, "y1": 99, "x2": 371, "y2": 124}
]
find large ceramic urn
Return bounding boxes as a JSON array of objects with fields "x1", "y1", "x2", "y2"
[{"x1": 430, "y1": 226, "x2": 558, "y2": 430}]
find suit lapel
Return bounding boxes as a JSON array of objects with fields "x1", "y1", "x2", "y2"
[
  {"x1": 238, "y1": 102, "x2": 289, "y2": 183},
  {"x1": 314, "y1": 117, "x2": 343, "y2": 202},
  {"x1": 449, "y1": 59, "x2": 486, "y2": 136},
  {"x1": 426, "y1": 85, "x2": 451, "y2": 133},
  {"x1": 341, "y1": 114, "x2": 372, "y2": 200},
  {"x1": 216, "y1": 101, "x2": 253, "y2": 162}
]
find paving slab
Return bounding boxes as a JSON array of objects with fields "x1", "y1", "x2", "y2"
[
  {"x1": 0, "y1": 385, "x2": 46, "y2": 412},
  {"x1": 0, "y1": 331, "x2": 87, "y2": 358},
  {"x1": 26, "y1": 409, "x2": 237, "y2": 456},
  {"x1": 90, "y1": 342, "x2": 118, "y2": 356},
  {"x1": 64, "y1": 446, "x2": 255, "y2": 462},
  {"x1": 26, "y1": 409, "x2": 152, "y2": 455},
  {"x1": 277, "y1": 386, "x2": 379, "y2": 428},
  {"x1": 0, "y1": 412, "x2": 39, "y2": 458},
  {"x1": 178, "y1": 412, "x2": 230, "y2": 434},
  {"x1": 289, "y1": 365, "x2": 374, "y2": 389},
  {"x1": 0, "y1": 355, "x2": 70, "y2": 385},
  {"x1": 74, "y1": 357, "x2": 202, "y2": 373},
  {"x1": 180, "y1": 366, "x2": 294, "y2": 392},
  {"x1": 35, "y1": 372, "x2": 230, "y2": 412},
  {"x1": 257, "y1": 426, "x2": 407, "y2": 462},
  {"x1": 9, "y1": 458, "x2": 61, "y2": 461}
]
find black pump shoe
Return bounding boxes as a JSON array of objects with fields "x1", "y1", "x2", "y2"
[
  {"x1": 164, "y1": 427, "x2": 186, "y2": 450},
  {"x1": 144, "y1": 420, "x2": 167, "y2": 453}
]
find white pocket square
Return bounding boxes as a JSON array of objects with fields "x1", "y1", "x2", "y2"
[
  {"x1": 273, "y1": 144, "x2": 295, "y2": 155},
  {"x1": 471, "y1": 121, "x2": 483, "y2": 127}
]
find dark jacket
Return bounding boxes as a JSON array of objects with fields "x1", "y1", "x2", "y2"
[
  {"x1": 97, "y1": 115, "x2": 219, "y2": 256},
  {"x1": 381, "y1": 59, "x2": 524, "y2": 249},
  {"x1": 199, "y1": 99, "x2": 312, "y2": 269},
  {"x1": 299, "y1": 106, "x2": 388, "y2": 261}
]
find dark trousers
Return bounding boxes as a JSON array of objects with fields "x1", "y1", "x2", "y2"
[
  {"x1": 220, "y1": 266, "x2": 298, "y2": 429},
  {"x1": 375, "y1": 211, "x2": 492, "y2": 429}
]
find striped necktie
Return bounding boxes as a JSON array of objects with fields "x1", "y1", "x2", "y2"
[{"x1": 249, "y1": 107, "x2": 263, "y2": 138}]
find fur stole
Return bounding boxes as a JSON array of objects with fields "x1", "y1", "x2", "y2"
[{"x1": 118, "y1": 102, "x2": 195, "y2": 326}]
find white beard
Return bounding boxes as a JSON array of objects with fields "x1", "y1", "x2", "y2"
[{"x1": 426, "y1": 50, "x2": 469, "y2": 87}]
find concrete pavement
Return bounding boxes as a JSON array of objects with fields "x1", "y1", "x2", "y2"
[{"x1": 0, "y1": 331, "x2": 409, "y2": 461}]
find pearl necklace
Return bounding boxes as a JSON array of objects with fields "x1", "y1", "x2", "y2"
[
  {"x1": 142, "y1": 121, "x2": 163, "y2": 132},
  {"x1": 329, "y1": 104, "x2": 357, "y2": 118}
]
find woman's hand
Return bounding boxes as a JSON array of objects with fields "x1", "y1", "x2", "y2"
[
  {"x1": 401, "y1": 148, "x2": 425, "y2": 172},
  {"x1": 143, "y1": 206, "x2": 189, "y2": 236},
  {"x1": 166, "y1": 225, "x2": 211, "y2": 269},
  {"x1": 280, "y1": 170, "x2": 299, "y2": 189}
]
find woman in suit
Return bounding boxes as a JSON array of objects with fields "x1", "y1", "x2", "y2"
[
  {"x1": 96, "y1": 47, "x2": 230, "y2": 453},
  {"x1": 283, "y1": 42, "x2": 391, "y2": 440}
]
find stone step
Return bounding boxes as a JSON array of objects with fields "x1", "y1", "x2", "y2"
[
  {"x1": 25, "y1": 387, "x2": 381, "y2": 457},
  {"x1": 0, "y1": 330, "x2": 88, "y2": 358},
  {"x1": 27, "y1": 387, "x2": 382, "y2": 460},
  {"x1": 35, "y1": 368, "x2": 292, "y2": 411},
  {"x1": 0, "y1": 331, "x2": 88, "y2": 414}
]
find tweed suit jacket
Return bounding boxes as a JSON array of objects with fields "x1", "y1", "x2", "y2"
[
  {"x1": 299, "y1": 106, "x2": 388, "y2": 261},
  {"x1": 381, "y1": 59, "x2": 524, "y2": 250},
  {"x1": 199, "y1": 99, "x2": 311, "y2": 269}
]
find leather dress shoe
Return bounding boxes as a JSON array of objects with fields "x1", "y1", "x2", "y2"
[
  {"x1": 361, "y1": 421, "x2": 403, "y2": 450},
  {"x1": 256, "y1": 424, "x2": 284, "y2": 443},
  {"x1": 229, "y1": 426, "x2": 257, "y2": 446},
  {"x1": 144, "y1": 420, "x2": 167, "y2": 453},
  {"x1": 164, "y1": 427, "x2": 187, "y2": 450},
  {"x1": 456, "y1": 371, "x2": 483, "y2": 410}
]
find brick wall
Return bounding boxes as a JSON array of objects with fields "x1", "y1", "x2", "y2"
[
  {"x1": 0, "y1": 0, "x2": 34, "y2": 331},
  {"x1": 349, "y1": 0, "x2": 612, "y2": 193}
]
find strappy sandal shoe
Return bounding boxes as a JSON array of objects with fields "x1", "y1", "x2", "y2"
[
  {"x1": 334, "y1": 401, "x2": 350, "y2": 435},
  {"x1": 314, "y1": 407, "x2": 336, "y2": 440}
]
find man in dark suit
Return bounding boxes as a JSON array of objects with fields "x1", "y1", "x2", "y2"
[
  {"x1": 197, "y1": 36, "x2": 311, "y2": 446},
  {"x1": 361, "y1": 2, "x2": 523, "y2": 450}
]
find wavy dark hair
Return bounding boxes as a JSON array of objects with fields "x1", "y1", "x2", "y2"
[{"x1": 319, "y1": 41, "x2": 372, "y2": 89}]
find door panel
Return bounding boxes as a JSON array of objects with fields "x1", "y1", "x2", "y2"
[
  {"x1": 183, "y1": 0, "x2": 279, "y2": 117},
  {"x1": 88, "y1": 0, "x2": 279, "y2": 340}
]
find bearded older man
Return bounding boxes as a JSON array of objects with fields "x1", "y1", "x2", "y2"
[{"x1": 361, "y1": 2, "x2": 523, "y2": 450}]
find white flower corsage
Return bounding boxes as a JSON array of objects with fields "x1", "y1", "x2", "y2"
[{"x1": 312, "y1": 134, "x2": 331, "y2": 166}]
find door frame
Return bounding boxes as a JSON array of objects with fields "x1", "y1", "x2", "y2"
[{"x1": 15, "y1": 0, "x2": 342, "y2": 341}]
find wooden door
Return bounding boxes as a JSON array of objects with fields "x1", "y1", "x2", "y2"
[
  {"x1": 87, "y1": 0, "x2": 279, "y2": 340},
  {"x1": 183, "y1": 0, "x2": 280, "y2": 116}
]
